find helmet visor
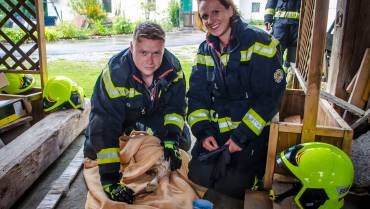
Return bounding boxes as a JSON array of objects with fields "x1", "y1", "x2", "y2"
[
  {"x1": 70, "y1": 91, "x2": 82, "y2": 106},
  {"x1": 43, "y1": 97, "x2": 57, "y2": 109},
  {"x1": 21, "y1": 75, "x2": 33, "y2": 89},
  {"x1": 276, "y1": 144, "x2": 304, "y2": 176}
]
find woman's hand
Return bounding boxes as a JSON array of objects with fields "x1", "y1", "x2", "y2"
[
  {"x1": 202, "y1": 136, "x2": 219, "y2": 151},
  {"x1": 225, "y1": 138, "x2": 242, "y2": 153}
]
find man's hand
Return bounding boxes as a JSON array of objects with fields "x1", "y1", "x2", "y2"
[
  {"x1": 163, "y1": 141, "x2": 182, "y2": 170},
  {"x1": 265, "y1": 22, "x2": 272, "y2": 32},
  {"x1": 202, "y1": 136, "x2": 219, "y2": 151},
  {"x1": 225, "y1": 138, "x2": 242, "y2": 153},
  {"x1": 103, "y1": 183, "x2": 134, "y2": 204}
]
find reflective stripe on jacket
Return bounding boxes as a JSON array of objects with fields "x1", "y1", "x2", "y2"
[{"x1": 264, "y1": 0, "x2": 302, "y2": 24}]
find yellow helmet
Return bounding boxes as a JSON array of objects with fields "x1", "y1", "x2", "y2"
[
  {"x1": 0, "y1": 73, "x2": 34, "y2": 94},
  {"x1": 43, "y1": 76, "x2": 84, "y2": 112},
  {"x1": 271, "y1": 142, "x2": 354, "y2": 209}
]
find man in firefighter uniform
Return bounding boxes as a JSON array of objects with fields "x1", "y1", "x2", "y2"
[
  {"x1": 84, "y1": 22, "x2": 186, "y2": 203},
  {"x1": 187, "y1": 0, "x2": 286, "y2": 199},
  {"x1": 264, "y1": 0, "x2": 301, "y2": 70}
]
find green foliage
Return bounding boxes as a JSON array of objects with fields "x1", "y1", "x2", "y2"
[
  {"x1": 159, "y1": 19, "x2": 174, "y2": 32},
  {"x1": 69, "y1": 0, "x2": 106, "y2": 24},
  {"x1": 55, "y1": 22, "x2": 89, "y2": 39},
  {"x1": 89, "y1": 20, "x2": 112, "y2": 36},
  {"x1": 45, "y1": 27, "x2": 60, "y2": 42},
  {"x1": 0, "y1": 28, "x2": 26, "y2": 42},
  {"x1": 168, "y1": 0, "x2": 180, "y2": 27},
  {"x1": 140, "y1": 0, "x2": 155, "y2": 20},
  {"x1": 112, "y1": 17, "x2": 134, "y2": 34}
]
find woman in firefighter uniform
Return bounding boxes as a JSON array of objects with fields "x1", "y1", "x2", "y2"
[
  {"x1": 187, "y1": 0, "x2": 286, "y2": 199},
  {"x1": 84, "y1": 23, "x2": 186, "y2": 203}
]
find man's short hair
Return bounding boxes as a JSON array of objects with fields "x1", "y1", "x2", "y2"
[{"x1": 133, "y1": 22, "x2": 165, "y2": 42}]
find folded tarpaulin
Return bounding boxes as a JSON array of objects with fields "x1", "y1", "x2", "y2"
[{"x1": 84, "y1": 131, "x2": 206, "y2": 209}]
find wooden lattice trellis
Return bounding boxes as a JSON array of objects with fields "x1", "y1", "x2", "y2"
[{"x1": 0, "y1": 0, "x2": 47, "y2": 99}]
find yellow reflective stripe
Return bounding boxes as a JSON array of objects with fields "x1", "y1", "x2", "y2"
[
  {"x1": 97, "y1": 148, "x2": 121, "y2": 164},
  {"x1": 102, "y1": 68, "x2": 142, "y2": 99},
  {"x1": 128, "y1": 88, "x2": 141, "y2": 98},
  {"x1": 274, "y1": 11, "x2": 300, "y2": 19},
  {"x1": 242, "y1": 108, "x2": 266, "y2": 135},
  {"x1": 164, "y1": 113, "x2": 184, "y2": 130},
  {"x1": 188, "y1": 109, "x2": 210, "y2": 128},
  {"x1": 218, "y1": 117, "x2": 240, "y2": 133},
  {"x1": 196, "y1": 54, "x2": 215, "y2": 66},
  {"x1": 173, "y1": 71, "x2": 184, "y2": 83},
  {"x1": 265, "y1": 8, "x2": 275, "y2": 15},
  {"x1": 253, "y1": 37, "x2": 279, "y2": 58},
  {"x1": 209, "y1": 109, "x2": 218, "y2": 122},
  {"x1": 240, "y1": 37, "x2": 279, "y2": 62},
  {"x1": 220, "y1": 53, "x2": 230, "y2": 66},
  {"x1": 240, "y1": 46, "x2": 254, "y2": 62}
]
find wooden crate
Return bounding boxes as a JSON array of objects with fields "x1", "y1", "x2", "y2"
[{"x1": 263, "y1": 89, "x2": 353, "y2": 189}]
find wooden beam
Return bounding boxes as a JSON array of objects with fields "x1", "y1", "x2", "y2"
[
  {"x1": 0, "y1": 100, "x2": 90, "y2": 209},
  {"x1": 278, "y1": 123, "x2": 303, "y2": 133},
  {"x1": 291, "y1": 64, "x2": 307, "y2": 93},
  {"x1": 264, "y1": 123, "x2": 279, "y2": 190},
  {"x1": 350, "y1": 109, "x2": 370, "y2": 130},
  {"x1": 319, "y1": 99, "x2": 352, "y2": 130},
  {"x1": 35, "y1": 0, "x2": 48, "y2": 89},
  {"x1": 302, "y1": 0, "x2": 330, "y2": 142},
  {"x1": 36, "y1": 147, "x2": 84, "y2": 209},
  {"x1": 320, "y1": 91, "x2": 365, "y2": 116},
  {"x1": 342, "y1": 130, "x2": 353, "y2": 154},
  {"x1": 0, "y1": 116, "x2": 33, "y2": 134},
  {"x1": 344, "y1": 49, "x2": 370, "y2": 119},
  {"x1": 345, "y1": 71, "x2": 358, "y2": 94}
]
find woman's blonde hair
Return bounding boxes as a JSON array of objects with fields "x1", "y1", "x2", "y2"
[{"x1": 195, "y1": 0, "x2": 240, "y2": 32}]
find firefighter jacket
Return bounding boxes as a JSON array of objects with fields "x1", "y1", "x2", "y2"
[
  {"x1": 86, "y1": 48, "x2": 186, "y2": 185},
  {"x1": 187, "y1": 17, "x2": 286, "y2": 147},
  {"x1": 264, "y1": 0, "x2": 302, "y2": 25}
]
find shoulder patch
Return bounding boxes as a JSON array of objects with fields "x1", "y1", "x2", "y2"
[{"x1": 274, "y1": 69, "x2": 284, "y2": 83}]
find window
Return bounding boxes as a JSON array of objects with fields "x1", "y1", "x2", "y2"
[
  {"x1": 251, "y1": 2, "x2": 260, "y2": 13},
  {"x1": 102, "y1": 0, "x2": 112, "y2": 13}
]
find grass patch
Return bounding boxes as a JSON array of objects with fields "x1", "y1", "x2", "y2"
[{"x1": 44, "y1": 60, "x2": 106, "y2": 97}]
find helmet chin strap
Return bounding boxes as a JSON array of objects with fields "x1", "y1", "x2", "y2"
[{"x1": 269, "y1": 182, "x2": 302, "y2": 203}]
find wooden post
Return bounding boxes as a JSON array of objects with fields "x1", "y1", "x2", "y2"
[
  {"x1": 301, "y1": 0, "x2": 330, "y2": 142},
  {"x1": 264, "y1": 122, "x2": 279, "y2": 190},
  {"x1": 35, "y1": 0, "x2": 48, "y2": 88}
]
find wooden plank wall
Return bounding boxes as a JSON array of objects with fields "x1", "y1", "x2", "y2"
[{"x1": 328, "y1": 0, "x2": 370, "y2": 103}]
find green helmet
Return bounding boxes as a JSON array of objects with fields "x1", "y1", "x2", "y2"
[
  {"x1": 272, "y1": 142, "x2": 354, "y2": 209},
  {"x1": 43, "y1": 76, "x2": 85, "y2": 112},
  {"x1": 1, "y1": 73, "x2": 34, "y2": 94}
]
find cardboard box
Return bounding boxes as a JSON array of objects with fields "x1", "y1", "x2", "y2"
[{"x1": 0, "y1": 99, "x2": 27, "y2": 127}]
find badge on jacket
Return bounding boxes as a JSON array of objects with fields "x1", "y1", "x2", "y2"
[{"x1": 274, "y1": 69, "x2": 284, "y2": 83}]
